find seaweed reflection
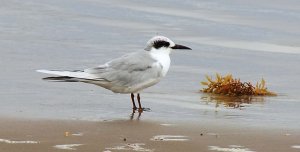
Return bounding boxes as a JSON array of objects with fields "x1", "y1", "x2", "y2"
[{"x1": 201, "y1": 94, "x2": 265, "y2": 109}]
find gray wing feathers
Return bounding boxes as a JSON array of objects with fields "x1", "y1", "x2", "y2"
[
  {"x1": 84, "y1": 52, "x2": 162, "y2": 87},
  {"x1": 84, "y1": 64, "x2": 108, "y2": 74}
]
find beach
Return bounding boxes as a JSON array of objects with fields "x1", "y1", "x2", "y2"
[
  {"x1": 1, "y1": 117, "x2": 299, "y2": 152},
  {"x1": 0, "y1": 0, "x2": 300, "y2": 151}
]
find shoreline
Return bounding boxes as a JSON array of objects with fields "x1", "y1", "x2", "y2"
[{"x1": 0, "y1": 117, "x2": 299, "y2": 152}]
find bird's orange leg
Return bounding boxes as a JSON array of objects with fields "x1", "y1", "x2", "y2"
[
  {"x1": 137, "y1": 93, "x2": 143, "y2": 112},
  {"x1": 131, "y1": 93, "x2": 137, "y2": 110}
]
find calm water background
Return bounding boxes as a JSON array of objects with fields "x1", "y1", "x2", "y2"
[{"x1": 0, "y1": 0, "x2": 300, "y2": 129}]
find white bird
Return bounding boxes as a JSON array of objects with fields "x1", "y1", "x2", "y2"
[{"x1": 37, "y1": 36, "x2": 191, "y2": 111}]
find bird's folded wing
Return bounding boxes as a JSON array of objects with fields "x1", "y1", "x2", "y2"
[
  {"x1": 84, "y1": 64, "x2": 108, "y2": 74},
  {"x1": 84, "y1": 52, "x2": 162, "y2": 86}
]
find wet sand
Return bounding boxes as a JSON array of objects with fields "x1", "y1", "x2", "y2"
[{"x1": 1, "y1": 117, "x2": 299, "y2": 152}]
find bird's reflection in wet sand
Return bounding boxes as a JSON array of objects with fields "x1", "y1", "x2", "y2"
[
  {"x1": 129, "y1": 108, "x2": 151, "y2": 120},
  {"x1": 201, "y1": 94, "x2": 265, "y2": 109},
  {"x1": 130, "y1": 109, "x2": 142, "y2": 120}
]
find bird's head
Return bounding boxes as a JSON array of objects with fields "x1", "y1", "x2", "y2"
[{"x1": 144, "y1": 36, "x2": 191, "y2": 53}]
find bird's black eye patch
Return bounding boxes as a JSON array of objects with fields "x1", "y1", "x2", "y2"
[{"x1": 153, "y1": 40, "x2": 170, "y2": 49}]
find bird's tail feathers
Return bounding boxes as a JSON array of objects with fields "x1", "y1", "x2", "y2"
[
  {"x1": 36, "y1": 69, "x2": 94, "y2": 79},
  {"x1": 36, "y1": 69, "x2": 107, "y2": 84},
  {"x1": 42, "y1": 76, "x2": 79, "y2": 82}
]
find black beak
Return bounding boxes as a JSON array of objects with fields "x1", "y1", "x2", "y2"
[{"x1": 171, "y1": 44, "x2": 192, "y2": 50}]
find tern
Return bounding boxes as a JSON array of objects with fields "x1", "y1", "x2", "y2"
[{"x1": 37, "y1": 36, "x2": 191, "y2": 111}]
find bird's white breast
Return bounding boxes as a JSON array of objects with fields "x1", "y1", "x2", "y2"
[{"x1": 150, "y1": 49, "x2": 171, "y2": 77}]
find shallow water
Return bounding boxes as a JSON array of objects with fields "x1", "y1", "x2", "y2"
[{"x1": 0, "y1": 0, "x2": 300, "y2": 130}]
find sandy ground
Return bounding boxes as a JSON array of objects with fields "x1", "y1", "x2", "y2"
[{"x1": 0, "y1": 116, "x2": 299, "y2": 152}]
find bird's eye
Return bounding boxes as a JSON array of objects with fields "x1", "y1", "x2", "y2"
[{"x1": 153, "y1": 40, "x2": 170, "y2": 49}]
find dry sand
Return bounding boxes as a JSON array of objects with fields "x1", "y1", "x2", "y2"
[{"x1": 0, "y1": 116, "x2": 299, "y2": 152}]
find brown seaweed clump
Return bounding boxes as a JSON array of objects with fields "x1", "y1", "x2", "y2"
[{"x1": 201, "y1": 73, "x2": 276, "y2": 96}]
